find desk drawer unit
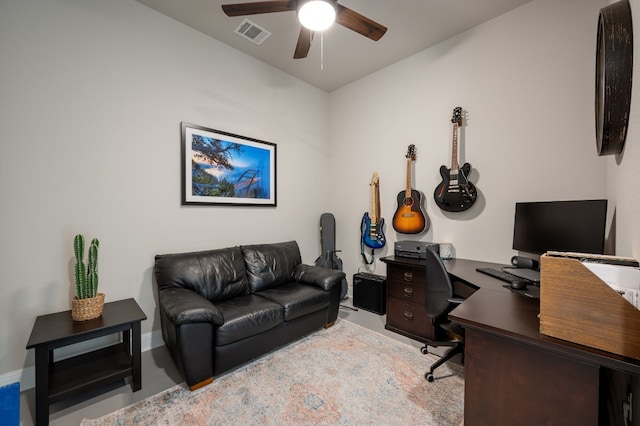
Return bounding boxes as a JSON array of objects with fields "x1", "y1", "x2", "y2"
[{"x1": 385, "y1": 263, "x2": 435, "y2": 342}]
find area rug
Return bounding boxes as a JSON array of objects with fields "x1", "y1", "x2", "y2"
[{"x1": 82, "y1": 320, "x2": 464, "y2": 425}]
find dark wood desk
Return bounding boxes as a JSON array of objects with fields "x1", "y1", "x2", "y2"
[
  {"x1": 446, "y1": 259, "x2": 640, "y2": 426},
  {"x1": 382, "y1": 256, "x2": 639, "y2": 425}
]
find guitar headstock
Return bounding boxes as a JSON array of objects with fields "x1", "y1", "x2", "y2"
[
  {"x1": 406, "y1": 144, "x2": 416, "y2": 161},
  {"x1": 451, "y1": 107, "x2": 463, "y2": 126},
  {"x1": 370, "y1": 171, "x2": 379, "y2": 186}
]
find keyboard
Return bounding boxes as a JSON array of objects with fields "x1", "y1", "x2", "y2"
[
  {"x1": 476, "y1": 267, "x2": 530, "y2": 284},
  {"x1": 502, "y1": 266, "x2": 540, "y2": 283}
]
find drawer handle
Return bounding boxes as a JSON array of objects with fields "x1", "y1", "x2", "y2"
[
  {"x1": 403, "y1": 272, "x2": 413, "y2": 282},
  {"x1": 403, "y1": 311, "x2": 414, "y2": 321},
  {"x1": 403, "y1": 287, "x2": 414, "y2": 298}
]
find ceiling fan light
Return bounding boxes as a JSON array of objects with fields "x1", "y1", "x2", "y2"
[{"x1": 298, "y1": 0, "x2": 336, "y2": 32}]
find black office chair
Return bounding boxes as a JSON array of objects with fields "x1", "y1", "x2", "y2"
[{"x1": 420, "y1": 247, "x2": 465, "y2": 382}]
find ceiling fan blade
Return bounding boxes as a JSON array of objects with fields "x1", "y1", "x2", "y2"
[
  {"x1": 293, "y1": 27, "x2": 313, "y2": 59},
  {"x1": 222, "y1": 0, "x2": 297, "y2": 17},
  {"x1": 335, "y1": 4, "x2": 387, "y2": 41}
]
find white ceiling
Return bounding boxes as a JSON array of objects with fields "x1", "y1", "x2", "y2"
[{"x1": 135, "y1": 0, "x2": 534, "y2": 92}]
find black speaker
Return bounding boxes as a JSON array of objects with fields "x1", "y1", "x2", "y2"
[
  {"x1": 511, "y1": 255, "x2": 539, "y2": 270},
  {"x1": 353, "y1": 273, "x2": 386, "y2": 315}
]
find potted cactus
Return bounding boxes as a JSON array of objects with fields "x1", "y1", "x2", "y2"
[{"x1": 71, "y1": 234, "x2": 105, "y2": 321}]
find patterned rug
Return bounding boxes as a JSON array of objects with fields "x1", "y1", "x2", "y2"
[{"x1": 82, "y1": 320, "x2": 464, "y2": 425}]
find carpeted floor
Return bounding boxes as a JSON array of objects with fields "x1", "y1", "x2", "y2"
[{"x1": 81, "y1": 320, "x2": 464, "y2": 425}]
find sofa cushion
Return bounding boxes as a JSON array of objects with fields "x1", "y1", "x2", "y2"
[
  {"x1": 215, "y1": 294, "x2": 284, "y2": 346},
  {"x1": 256, "y1": 282, "x2": 331, "y2": 321},
  {"x1": 241, "y1": 241, "x2": 302, "y2": 292},
  {"x1": 155, "y1": 246, "x2": 249, "y2": 303}
]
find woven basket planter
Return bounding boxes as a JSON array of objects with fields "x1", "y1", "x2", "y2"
[{"x1": 71, "y1": 292, "x2": 105, "y2": 321}]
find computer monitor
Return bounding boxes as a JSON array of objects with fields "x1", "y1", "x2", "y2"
[{"x1": 512, "y1": 199, "x2": 608, "y2": 256}]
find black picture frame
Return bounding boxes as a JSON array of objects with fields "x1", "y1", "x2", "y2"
[{"x1": 181, "y1": 122, "x2": 277, "y2": 206}]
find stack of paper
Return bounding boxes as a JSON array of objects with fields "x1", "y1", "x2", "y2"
[
  {"x1": 546, "y1": 251, "x2": 639, "y2": 267},
  {"x1": 582, "y1": 261, "x2": 640, "y2": 310}
]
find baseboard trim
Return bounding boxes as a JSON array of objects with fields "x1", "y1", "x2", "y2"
[{"x1": 2, "y1": 329, "x2": 164, "y2": 391}]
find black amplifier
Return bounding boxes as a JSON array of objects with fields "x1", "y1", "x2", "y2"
[{"x1": 352, "y1": 272, "x2": 386, "y2": 315}]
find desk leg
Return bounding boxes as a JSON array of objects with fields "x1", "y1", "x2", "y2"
[
  {"x1": 34, "y1": 346, "x2": 49, "y2": 426},
  {"x1": 131, "y1": 321, "x2": 142, "y2": 392}
]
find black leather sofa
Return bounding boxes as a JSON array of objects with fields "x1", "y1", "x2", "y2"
[{"x1": 154, "y1": 240, "x2": 345, "y2": 390}]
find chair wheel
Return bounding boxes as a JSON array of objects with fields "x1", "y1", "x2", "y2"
[
  {"x1": 425, "y1": 373, "x2": 434, "y2": 382},
  {"x1": 420, "y1": 347, "x2": 428, "y2": 355}
]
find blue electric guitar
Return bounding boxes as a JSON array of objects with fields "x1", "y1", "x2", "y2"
[{"x1": 361, "y1": 172, "x2": 386, "y2": 249}]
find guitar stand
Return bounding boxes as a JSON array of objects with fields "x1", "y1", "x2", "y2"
[
  {"x1": 340, "y1": 305, "x2": 359, "y2": 311},
  {"x1": 340, "y1": 298, "x2": 359, "y2": 312}
]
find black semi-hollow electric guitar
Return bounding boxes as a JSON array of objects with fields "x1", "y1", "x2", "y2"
[{"x1": 434, "y1": 107, "x2": 477, "y2": 212}]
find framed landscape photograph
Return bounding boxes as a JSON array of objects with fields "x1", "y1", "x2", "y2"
[{"x1": 181, "y1": 122, "x2": 277, "y2": 206}]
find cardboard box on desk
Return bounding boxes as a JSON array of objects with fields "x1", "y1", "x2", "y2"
[{"x1": 539, "y1": 254, "x2": 640, "y2": 360}]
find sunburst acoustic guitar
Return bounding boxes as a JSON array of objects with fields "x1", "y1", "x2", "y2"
[
  {"x1": 434, "y1": 107, "x2": 477, "y2": 212},
  {"x1": 392, "y1": 145, "x2": 428, "y2": 234}
]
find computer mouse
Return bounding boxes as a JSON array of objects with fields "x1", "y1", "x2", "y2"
[{"x1": 510, "y1": 280, "x2": 528, "y2": 290}]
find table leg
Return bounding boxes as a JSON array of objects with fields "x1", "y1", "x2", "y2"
[
  {"x1": 34, "y1": 346, "x2": 49, "y2": 426},
  {"x1": 131, "y1": 321, "x2": 142, "y2": 391},
  {"x1": 123, "y1": 328, "x2": 131, "y2": 353}
]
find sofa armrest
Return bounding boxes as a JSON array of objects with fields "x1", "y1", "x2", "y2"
[
  {"x1": 292, "y1": 264, "x2": 346, "y2": 291},
  {"x1": 158, "y1": 287, "x2": 224, "y2": 326}
]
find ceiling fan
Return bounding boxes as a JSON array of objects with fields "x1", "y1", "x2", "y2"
[{"x1": 221, "y1": 0, "x2": 387, "y2": 59}]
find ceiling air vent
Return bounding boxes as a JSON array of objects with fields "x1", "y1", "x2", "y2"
[{"x1": 234, "y1": 18, "x2": 272, "y2": 45}]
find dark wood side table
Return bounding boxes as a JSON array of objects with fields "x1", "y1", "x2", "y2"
[{"x1": 26, "y1": 298, "x2": 147, "y2": 426}]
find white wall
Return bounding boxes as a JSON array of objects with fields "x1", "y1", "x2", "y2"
[
  {"x1": 329, "y1": 0, "x2": 610, "y2": 284},
  {"x1": 0, "y1": 0, "x2": 330, "y2": 377},
  {"x1": 609, "y1": 0, "x2": 640, "y2": 260}
]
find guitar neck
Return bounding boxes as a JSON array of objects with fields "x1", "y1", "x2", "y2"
[
  {"x1": 450, "y1": 123, "x2": 460, "y2": 170},
  {"x1": 375, "y1": 182, "x2": 381, "y2": 220},
  {"x1": 405, "y1": 157, "x2": 412, "y2": 197},
  {"x1": 370, "y1": 181, "x2": 378, "y2": 223}
]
